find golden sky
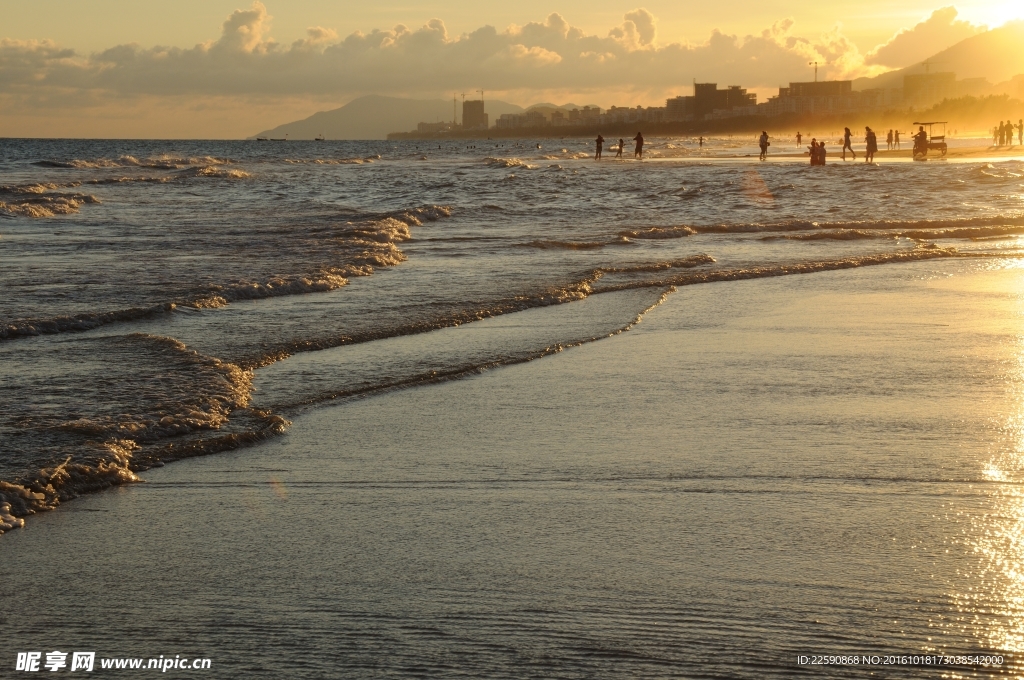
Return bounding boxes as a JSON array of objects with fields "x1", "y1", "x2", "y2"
[{"x1": 0, "y1": 1, "x2": 1021, "y2": 137}]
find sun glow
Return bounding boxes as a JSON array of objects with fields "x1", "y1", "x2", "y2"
[{"x1": 959, "y1": 2, "x2": 1024, "y2": 29}]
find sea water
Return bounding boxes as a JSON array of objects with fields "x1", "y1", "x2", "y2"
[{"x1": 2, "y1": 137, "x2": 1024, "y2": 675}]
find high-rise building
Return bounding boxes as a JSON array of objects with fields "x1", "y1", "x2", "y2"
[
  {"x1": 462, "y1": 100, "x2": 488, "y2": 130},
  {"x1": 692, "y1": 84, "x2": 757, "y2": 119}
]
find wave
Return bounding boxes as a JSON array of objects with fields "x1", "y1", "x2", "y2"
[
  {"x1": 0, "y1": 333, "x2": 289, "y2": 532},
  {"x1": 173, "y1": 166, "x2": 251, "y2": 179},
  {"x1": 618, "y1": 226, "x2": 697, "y2": 240},
  {"x1": 691, "y1": 214, "x2": 1024, "y2": 235},
  {"x1": 1, "y1": 303, "x2": 176, "y2": 340},
  {"x1": 762, "y1": 230, "x2": 893, "y2": 241},
  {"x1": 0, "y1": 192, "x2": 101, "y2": 218},
  {"x1": 485, "y1": 157, "x2": 538, "y2": 169},
  {"x1": 234, "y1": 254, "x2": 716, "y2": 369},
  {"x1": 0, "y1": 286, "x2": 679, "y2": 533},
  {"x1": 272, "y1": 289, "x2": 675, "y2": 412},
  {"x1": 34, "y1": 155, "x2": 235, "y2": 170},
  {"x1": 1, "y1": 181, "x2": 81, "y2": 194},
  {"x1": 592, "y1": 247, "x2": 964, "y2": 294},
  {"x1": 0, "y1": 205, "x2": 453, "y2": 339},
  {"x1": 0, "y1": 244, "x2": 1006, "y2": 534},
  {"x1": 520, "y1": 237, "x2": 632, "y2": 250},
  {"x1": 0, "y1": 329, "x2": 288, "y2": 532},
  {"x1": 763, "y1": 224, "x2": 1024, "y2": 241},
  {"x1": 284, "y1": 156, "x2": 380, "y2": 165}
]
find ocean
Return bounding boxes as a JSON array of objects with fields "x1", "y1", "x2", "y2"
[{"x1": 3, "y1": 137, "x2": 1024, "y2": 676}]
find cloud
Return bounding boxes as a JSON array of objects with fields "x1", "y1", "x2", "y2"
[
  {"x1": 0, "y1": 0, "x2": 942, "y2": 136},
  {"x1": 212, "y1": 1, "x2": 276, "y2": 53},
  {"x1": 610, "y1": 9, "x2": 657, "y2": 48},
  {"x1": 867, "y1": 7, "x2": 984, "y2": 67}
]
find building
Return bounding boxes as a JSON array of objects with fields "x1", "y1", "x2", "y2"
[
  {"x1": 757, "y1": 80, "x2": 863, "y2": 117},
  {"x1": 416, "y1": 122, "x2": 453, "y2": 134},
  {"x1": 779, "y1": 81, "x2": 852, "y2": 98},
  {"x1": 694, "y1": 84, "x2": 757, "y2": 119},
  {"x1": 665, "y1": 96, "x2": 694, "y2": 121},
  {"x1": 462, "y1": 100, "x2": 489, "y2": 130},
  {"x1": 567, "y1": 106, "x2": 602, "y2": 125}
]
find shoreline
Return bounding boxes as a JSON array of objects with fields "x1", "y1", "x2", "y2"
[{"x1": 3, "y1": 259, "x2": 1019, "y2": 676}]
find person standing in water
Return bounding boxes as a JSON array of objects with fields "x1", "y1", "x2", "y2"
[
  {"x1": 595, "y1": 134, "x2": 604, "y2": 160},
  {"x1": 615, "y1": 138, "x2": 624, "y2": 158},
  {"x1": 796, "y1": 131, "x2": 803, "y2": 146},
  {"x1": 1019, "y1": 119, "x2": 1023, "y2": 146},
  {"x1": 865, "y1": 127, "x2": 877, "y2": 163},
  {"x1": 894, "y1": 129, "x2": 901, "y2": 150},
  {"x1": 758, "y1": 131, "x2": 769, "y2": 160},
  {"x1": 841, "y1": 127, "x2": 856, "y2": 160},
  {"x1": 699, "y1": 136, "x2": 704, "y2": 148},
  {"x1": 886, "y1": 129, "x2": 894, "y2": 151},
  {"x1": 633, "y1": 132, "x2": 644, "y2": 159}
]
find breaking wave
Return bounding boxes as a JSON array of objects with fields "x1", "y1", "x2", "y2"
[
  {"x1": 0, "y1": 191, "x2": 100, "y2": 218},
  {"x1": 0, "y1": 205, "x2": 453, "y2": 340},
  {"x1": 619, "y1": 226, "x2": 697, "y2": 240},
  {"x1": 173, "y1": 166, "x2": 251, "y2": 179},
  {"x1": 35, "y1": 155, "x2": 235, "y2": 170},
  {"x1": 284, "y1": 156, "x2": 380, "y2": 165},
  {"x1": 485, "y1": 157, "x2": 538, "y2": 169},
  {"x1": 0, "y1": 333, "x2": 290, "y2": 531}
]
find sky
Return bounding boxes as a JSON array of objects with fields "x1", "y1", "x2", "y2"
[{"x1": 1, "y1": 0, "x2": 1021, "y2": 138}]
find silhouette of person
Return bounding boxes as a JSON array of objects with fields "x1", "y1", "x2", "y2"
[
  {"x1": 842, "y1": 127, "x2": 856, "y2": 160},
  {"x1": 595, "y1": 134, "x2": 604, "y2": 160},
  {"x1": 808, "y1": 139, "x2": 818, "y2": 165},
  {"x1": 616, "y1": 138, "x2": 624, "y2": 158},
  {"x1": 796, "y1": 131, "x2": 803, "y2": 146},
  {"x1": 699, "y1": 136, "x2": 704, "y2": 148},
  {"x1": 633, "y1": 132, "x2": 644, "y2": 159},
  {"x1": 914, "y1": 126, "x2": 928, "y2": 157},
  {"x1": 865, "y1": 127, "x2": 877, "y2": 162},
  {"x1": 894, "y1": 129, "x2": 901, "y2": 150},
  {"x1": 758, "y1": 131, "x2": 769, "y2": 160},
  {"x1": 886, "y1": 129, "x2": 894, "y2": 151},
  {"x1": 1009, "y1": 120, "x2": 1016, "y2": 147},
  {"x1": 1019, "y1": 119, "x2": 1023, "y2": 146}
]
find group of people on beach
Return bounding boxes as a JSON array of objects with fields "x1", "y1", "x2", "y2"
[
  {"x1": 834, "y1": 126, "x2": 880, "y2": 162},
  {"x1": 595, "y1": 132, "x2": 645, "y2": 160},
  {"x1": 993, "y1": 120, "x2": 1023, "y2": 146}
]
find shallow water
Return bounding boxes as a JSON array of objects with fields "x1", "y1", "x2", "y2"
[{"x1": 3, "y1": 137, "x2": 1024, "y2": 674}]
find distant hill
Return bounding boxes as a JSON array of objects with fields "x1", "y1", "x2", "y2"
[
  {"x1": 251, "y1": 95, "x2": 525, "y2": 140},
  {"x1": 855, "y1": 20, "x2": 1024, "y2": 91}
]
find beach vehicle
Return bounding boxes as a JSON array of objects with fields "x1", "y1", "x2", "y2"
[
  {"x1": 315, "y1": 134, "x2": 325, "y2": 141},
  {"x1": 912, "y1": 121, "x2": 947, "y2": 159}
]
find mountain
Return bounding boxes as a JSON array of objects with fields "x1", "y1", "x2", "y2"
[
  {"x1": 251, "y1": 95, "x2": 525, "y2": 140},
  {"x1": 854, "y1": 20, "x2": 1024, "y2": 91},
  {"x1": 525, "y1": 102, "x2": 600, "y2": 111}
]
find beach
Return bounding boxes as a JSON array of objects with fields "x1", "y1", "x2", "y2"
[
  {"x1": 3, "y1": 137, "x2": 1024, "y2": 676},
  {"x1": 5, "y1": 258, "x2": 1024, "y2": 677}
]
